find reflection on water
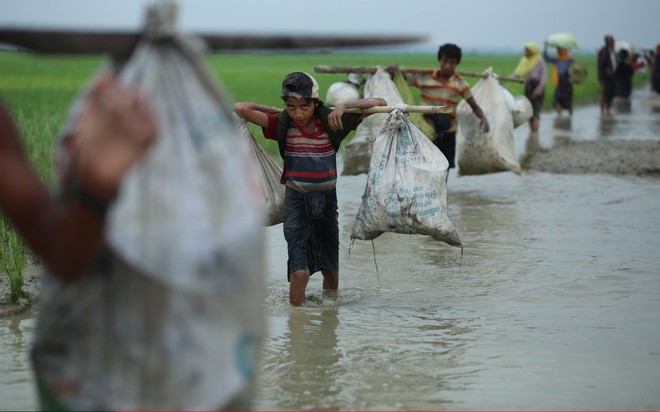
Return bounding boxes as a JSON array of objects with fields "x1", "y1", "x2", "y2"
[
  {"x1": 256, "y1": 303, "x2": 470, "y2": 410},
  {"x1": 525, "y1": 131, "x2": 540, "y2": 154},
  {"x1": 551, "y1": 115, "x2": 573, "y2": 146},
  {"x1": 613, "y1": 97, "x2": 632, "y2": 113},
  {"x1": 652, "y1": 103, "x2": 660, "y2": 114},
  {"x1": 256, "y1": 309, "x2": 344, "y2": 410},
  {"x1": 0, "y1": 311, "x2": 37, "y2": 410},
  {"x1": 598, "y1": 114, "x2": 618, "y2": 138},
  {"x1": 553, "y1": 115, "x2": 572, "y2": 131}
]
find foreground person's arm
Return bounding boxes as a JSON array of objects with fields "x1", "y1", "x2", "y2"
[{"x1": 0, "y1": 72, "x2": 157, "y2": 280}]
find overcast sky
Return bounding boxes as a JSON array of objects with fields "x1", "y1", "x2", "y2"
[{"x1": 1, "y1": 0, "x2": 659, "y2": 53}]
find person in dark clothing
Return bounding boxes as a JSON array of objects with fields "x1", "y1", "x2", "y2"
[
  {"x1": 615, "y1": 49, "x2": 634, "y2": 99},
  {"x1": 598, "y1": 35, "x2": 617, "y2": 115},
  {"x1": 652, "y1": 43, "x2": 660, "y2": 94},
  {"x1": 544, "y1": 43, "x2": 575, "y2": 116}
]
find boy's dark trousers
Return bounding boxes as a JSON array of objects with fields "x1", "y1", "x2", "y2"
[{"x1": 425, "y1": 113, "x2": 455, "y2": 168}]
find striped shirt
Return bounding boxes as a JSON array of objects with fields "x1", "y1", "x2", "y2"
[
  {"x1": 264, "y1": 113, "x2": 337, "y2": 193},
  {"x1": 407, "y1": 72, "x2": 473, "y2": 132}
]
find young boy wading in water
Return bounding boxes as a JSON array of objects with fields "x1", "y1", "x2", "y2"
[{"x1": 234, "y1": 72, "x2": 386, "y2": 306}]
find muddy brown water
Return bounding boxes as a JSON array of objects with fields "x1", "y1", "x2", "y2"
[{"x1": 2, "y1": 87, "x2": 660, "y2": 410}]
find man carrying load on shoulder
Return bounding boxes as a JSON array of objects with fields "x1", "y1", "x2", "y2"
[{"x1": 598, "y1": 34, "x2": 617, "y2": 115}]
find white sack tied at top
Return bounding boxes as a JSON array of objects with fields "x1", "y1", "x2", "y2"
[
  {"x1": 456, "y1": 69, "x2": 521, "y2": 176},
  {"x1": 234, "y1": 114, "x2": 285, "y2": 226},
  {"x1": 342, "y1": 67, "x2": 404, "y2": 176},
  {"x1": 105, "y1": 5, "x2": 265, "y2": 294},
  {"x1": 501, "y1": 85, "x2": 533, "y2": 129},
  {"x1": 326, "y1": 81, "x2": 361, "y2": 107},
  {"x1": 351, "y1": 108, "x2": 462, "y2": 247}
]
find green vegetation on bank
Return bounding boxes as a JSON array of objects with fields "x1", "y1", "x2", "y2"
[{"x1": 0, "y1": 49, "x2": 649, "y2": 305}]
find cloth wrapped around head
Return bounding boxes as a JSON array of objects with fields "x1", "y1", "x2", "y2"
[{"x1": 513, "y1": 42, "x2": 542, "y2": 78}]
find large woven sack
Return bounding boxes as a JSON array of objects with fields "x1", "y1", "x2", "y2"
[
  {"x1": 342, "y1": 67, "x2": 403, "y2": 176},
  {"x1": 351, "y1": 109, "x2": 461, "y2": 247},
  {"x1": 33, "y1": 3, "x2": 265, "y2": 410},
  {"x1": 457, "y1": 71, "x2": 521, "y2": 175}
]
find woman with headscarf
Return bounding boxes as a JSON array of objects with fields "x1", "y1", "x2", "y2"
[
  {"x1": 511, "y1": 42, "x2": 547, "y2": 132},
  {"x1": 544, "y1": 42, "x2": 575, "y2": 116}
]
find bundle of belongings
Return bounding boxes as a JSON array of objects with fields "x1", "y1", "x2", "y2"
[
  {"x1": 351, "y1": 107, "x2": 462, "y2": 248},
  {"x1": 456, "y1": 68, "x2": 530, "y2": 176}
]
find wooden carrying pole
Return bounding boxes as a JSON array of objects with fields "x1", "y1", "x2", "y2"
[
  {"x1": 342, "y1": 105, "x2": 453, "y2": 114},
  {"x1": 314, "y1": 65, "x2": 524, "y2": 83}
]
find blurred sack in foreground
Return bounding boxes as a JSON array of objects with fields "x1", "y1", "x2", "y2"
[{"x1": 33, "y1": 2, "x2": 265, "y2": 410}]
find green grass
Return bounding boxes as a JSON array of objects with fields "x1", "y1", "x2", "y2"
[{"x1": 0, "y1": 217, "x2": 30, "y2": 304}]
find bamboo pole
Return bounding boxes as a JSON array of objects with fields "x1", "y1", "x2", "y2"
[
  {"x1": 314, "y1": 65, "x2": 524, "y2": 83},
  {"x1": 342, "y1": 105, "x2": 453, "y2": 114}
]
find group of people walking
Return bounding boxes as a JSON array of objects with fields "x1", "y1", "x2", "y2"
[
  {"x1": 509, "y1": 40, "x2": 576, "y2": 131},
  {"x1": 597, "y1": 34, "x2": 660, "y2": 115},
  {"x1": 512, "y1": 34, "x2": 660, "y2": 129}
]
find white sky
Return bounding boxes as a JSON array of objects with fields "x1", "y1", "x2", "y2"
[{"x1": 1, "y1": 0, "x2": 659, "y2": 53}]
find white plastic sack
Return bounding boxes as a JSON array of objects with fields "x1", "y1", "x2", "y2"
[
  {"x1": 342, "y1": 67, "x2": 404, "y2": 176},
  {"x1": 234, "y1": 114, "x2": 285, "y2": 226},
  {"x1": 457, "y1": 71, "x2": 521, "y2": 176},
  {"x1": 501, "y1": 85, "x2": 532, "y2": 129},
  {"x1": 326, "y1": 81, "x2": 361, "y2": 106},
  {"x1": 351, "y1": 109, "x2": 462, "y2": 247},
  {"x1": 34, "y1": 3, "x2": 265, "y2": 410},
  {"x1": 547, "y1": 32, "x2": 579, "y2": 50},
  {"x1": 512, "y1": 96, "x2": 533, "y2": 128},
  {"x1": 614, "y1": 40, "x2": 635, "y2": 55}
]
